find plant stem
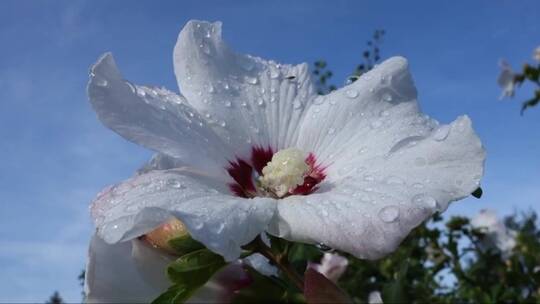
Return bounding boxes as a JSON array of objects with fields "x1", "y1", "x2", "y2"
[{"x1": 250, "y1": 236, "x2": 305, "y2": 292}]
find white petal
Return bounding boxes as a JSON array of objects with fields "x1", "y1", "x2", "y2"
[
  {"x1": 85, "y1": 235, "x2": 172, "y2": 303},
  {"x1": 88, "y1": 53, "x2": 233, "y2": 176},
  {"x1": 243, "y1": 253, "x2": 278, "y2": 277},
  {"x1": 91, "y1": 169, "x2": 276, "y2": 261},
  {"x1": 308, "y1": 252, "x2": 348, "y2": 283},
  {"x1": 296, "y1": 56, "x2": 420, "y2": 162},
  {"x1": 271, "y1": 59, "x2": 485, "y2": 259},
  {"x1": 368, "y1": 291, "x2": 383, "y2": 304},
  {"x1": 173, "y1": 20, "x2": 317, "y2": 157}
]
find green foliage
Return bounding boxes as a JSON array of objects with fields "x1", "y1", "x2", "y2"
[
  {"x1": 45, "y1": 291, "x2": 64, "y2": 304},
  {"x1": 312, "y1": 30, "x2": 385, "y2": 95},
  {"x1": 503, "y1": 50, "x2": 540, "y2": 114},
  {"x1": 168, "y1": 234, "x2": 205, "y2": 255},
  {"x1": 336, "y1": 212, "x2": 540, "y2": 303},
  {"x1": 153, "y1": 249, "x2": 226, "y2": 304}
]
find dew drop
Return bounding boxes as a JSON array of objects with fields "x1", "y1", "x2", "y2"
[
  {"x1": 345, "y1": 89, "x2": 359, "y2": 98},
  {"x1": 412, "y1": 183, "x2": 424, "y2": 189},
  {"x1": 166, "y1": 179, "x2": 184, "y2": 189},
  {"x1": 224, "y1": 101, "x2": 232, "y2": 107},
  {"x1": 412, "y1": 194, "x2": 438, "y2": 209},
  {"x1": 95, "y1": 78, "x2": 108, "y2": 87},
  {"x1": 327, "y1": 127, "x2": 336, "y2": 135},
  {"x1": 378, "y1": 206, "x2": 400, "y2": 223},
  {"x1": 385, "y1": 176, "x2": 405, "y2": 185},
  {"x1": 245, "y1": 76, "x2": 258, "y2": 85},
  {"x1": 257, "y1": 98, "x2": 265, "y2": 106},
  {"x1": 433, "y1": 125, "x2": 450, "y2": 141},
  {"x1": 220, "y1": 121, "x2": 227, "y2": 127},
  {"x1": 370, "y1": 120, "x2": 382, "y2": 129},
  {"x1": 316, "y1": 243, "x2": 333, "y2": 252},
  {"x1": 207, "y1": 84, "x2": 215, "y2": 93},
  {"x1": 382, "y1": 93, "x2": 393, "y2": 102},
  {"x1": 270, "y1": 68, "x2": 280, "y2": 79},
  {"x1": 293, "y1": 100, "x2": 302, "y2": 109}
]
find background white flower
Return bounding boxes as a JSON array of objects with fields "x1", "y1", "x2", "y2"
[
  {"x1": 308, "y1": 252, "x2": 349, "y2": 283},
  {"x1": 85, "y1": 19, "x2": 485, "y2": 301},
  {"x1": 533, "y1": 46, "x2": 540, "y2": 62},
  {"x1": 471, "y1": 209, "x2": 516, "y2": 258},
  {"x1": 368, "y1": 291, "x2": 384, "y2": 304},
  {"x1": 497, "y1": 59, "x2": 515, "y2": 99}
]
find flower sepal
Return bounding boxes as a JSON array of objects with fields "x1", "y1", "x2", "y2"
[{"x1": 167, "y1": 235, "x2": 205, "y2": 257}]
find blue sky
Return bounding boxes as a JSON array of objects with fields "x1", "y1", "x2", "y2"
[{"x1": 1, "y1": 0, "x2": 539, "y2": 302}]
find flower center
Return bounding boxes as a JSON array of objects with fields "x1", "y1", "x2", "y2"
[
  {"x1": 226, "y1": 146, "x2": 326, "y2": 199},
  {"x1": 259, "y1": 148, "x2": 309, "y2": 197}
]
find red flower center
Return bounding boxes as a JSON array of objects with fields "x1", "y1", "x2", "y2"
[{"x1": 226, "y1": 146, "x2": 326, "y2": 198}]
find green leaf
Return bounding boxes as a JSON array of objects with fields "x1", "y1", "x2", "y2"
[
  {"x1": 167, "y1": 235, "x2": 205, "y2": 255},
  {"x1": 304, "y1": 268, "x2": 352, "y2": 304},
  {"x1": 167, "y1": 249, "x2": 226, "y2": 284},
  {"x1": 471, "y1": 187, "x2": 483, "y2": 199},
  {"x1": 152, "y1": 285, "x2": 190, "y2": 304},
  {"x1": 152, "y1": 249, "x2": 226, "y2": 304},
  {"x1": 382, "y1": 258, "x2": 409, "y2": 303}
]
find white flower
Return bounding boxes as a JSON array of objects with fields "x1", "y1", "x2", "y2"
[
  {"x1": 368, "y1": 291, "x2": 384, "y2": 304},
  {"x1": 308, "y1": 252, "x2": 349, "y2": 283},
  {"x1": 86, "y1": 20, "x2": 485, "y2": 301},
  {"x1": 471, "y1": 209, "x2": 516, "y2": 258},
  {"x1": 533, "y1": 46, "x2": 540, "y2": 62},
  {"x1": 497, "y1": 59, "x2": 515, "y2": 99}
]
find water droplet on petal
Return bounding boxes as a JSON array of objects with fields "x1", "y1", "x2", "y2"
[
  {"x1": 345, "y1": 89, "x2": 359, "y2": 98},
  {"x1": 220, "y1": 121, "x2": 227, "y2": 127},
  {"x1": 412, "y1": 182, "x2": 424, "y2": 189},
  {"x1": 370, "y1": 120, "x2": 382, "y2": 129},
  {"x1": 364, "y1": 174, "x2": 375, "y2": 181},
  {"x1": 257, "y1": 98, "x2": 265, "y2": 106},
  {"x1": 245, "y1": 76, "x2": 258, "y2": 85},
  {"x1": 316, "y1": 243, "x2": 333, "y2": 252},
  {"x1": 385, "y1": 176, "x2": 405, "y2": 185},
  {"x1": 95, "y1": 78, "x2": 108, "y2": 87},
  {"x1": 433, "y1": 125, "x2": 450, "y2": 141},
  {"x1": 224, "y1": 101, "x2": 232, "y2": 107},
  {"x1": 382, "y1": 92, "x2": 393, "y2": 102},
  {"x1": 327, "y1": 128, "x2": 335, "y2": 135},
  {"x1": 270, "y1": 68, "x2": 280, "y2": 79},
  {"x1": 412, "y1": 194, "x2": 438, "y2": 209},
  {"x1": 378, "y1": 206, "x2": 400, "y2": 223},
  {"x1": 166, "y1": 179, "x2": 184, "y2": 189}
]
